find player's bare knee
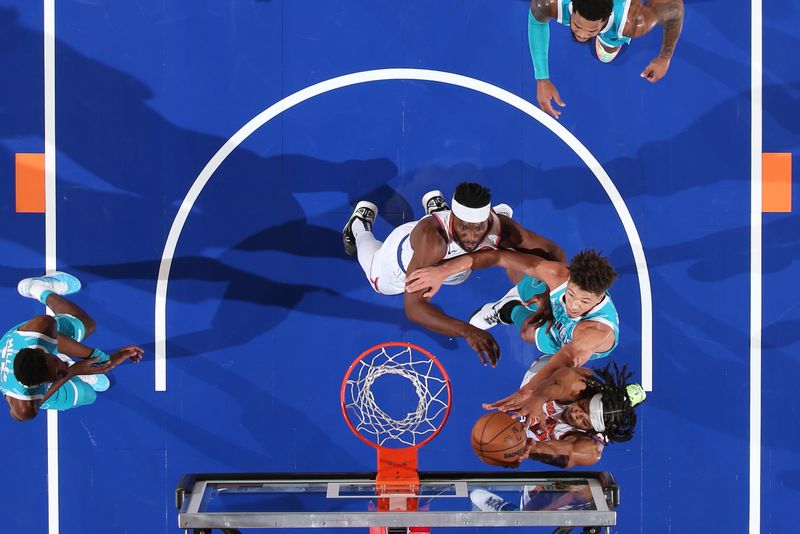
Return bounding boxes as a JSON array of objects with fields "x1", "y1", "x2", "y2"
[
  {"x1": 21, "y1": 315, "x2": 56, "y2": 335},
  {"x1": 82, "y1": 315, "x2": 97, "y2": 337}
]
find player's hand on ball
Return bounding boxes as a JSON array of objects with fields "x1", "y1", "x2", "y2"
[
  {"x1": 640, "y1": 56, "x2": 670, "y2": 82},
  {"x1": 405, "y1": 266, "x2": 446, "y2": 298},
  {"x1": 465, "y1": 327, "x2": 500, "y2": 367},
  {"x1": 484, "y1": 388, "x2": 545, "y2": 423},
  {"x1": 536, "y1": 79, "x2": 566, "y2": 119},
  {"x1": 514, "y1": 438, "x2": 535, "y2": 466}
]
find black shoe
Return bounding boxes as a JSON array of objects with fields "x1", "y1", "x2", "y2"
[
  {"x1": 421, "y1": 189, "x2": 449, "y2": 215},
  {"x1": 342, "y1": 201, "x2": 378, "y2": 256}
]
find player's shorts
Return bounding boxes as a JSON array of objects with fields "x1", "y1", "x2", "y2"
[
  {"x1": 367, "y1": 222, "x2": 472, "y2": 295},
  {"x1": 54, "y1": 314, "x2": 86, "y2": 342}
]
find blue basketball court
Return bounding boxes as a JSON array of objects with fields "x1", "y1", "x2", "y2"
[{"x1": 0, "y1": 1, "x2": 797, "y2": 532}]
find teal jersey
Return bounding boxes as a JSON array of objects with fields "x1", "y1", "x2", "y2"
[
  {"x1": 0, "y1": 315, "x2": 96, "y2": 410},
  {"x1": 0, "y1": 324, "x2": 56, "y2": 400},
  {"x1": 556, "y1": 0, "x2": 633, "y2": 48},
  {"x1": 534, "y1": 280, "x2": 619, "y2": 360}
]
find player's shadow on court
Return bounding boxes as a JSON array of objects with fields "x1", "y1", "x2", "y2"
[
  {"x1": 73, "y1": 255, "x2": 436, "y2": 354},
  {"x1": 0, "y1": 7, "x2": 411, "y2": 264},
  {"x1": 606, "y1": 214, "x2": 800, "y2": 283},
  {"x1": 76, "y1": 298, "x2": 365, "y2": 470},
  {"x1": 631, "y1": 272, "x2": 800, "y2": 453},
  {"x1": 103, "y1": 359, "x2": 363, "y2": 471}
]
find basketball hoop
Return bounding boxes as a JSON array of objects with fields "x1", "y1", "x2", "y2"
[{"x1": 341, "y1": 342, "x2": 452, "y2": 531}]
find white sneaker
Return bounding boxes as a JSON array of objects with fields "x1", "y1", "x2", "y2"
[
  {"x1": 469, "y1": 285, "x2": 521, "y2": 330},
  {"x1": 422, "y1": 190, "x2": 449, "y2": 215},
  {"x1": 342, "y1": 201, "x2": 378, "y2": 256},
  {"x1": 493, "y1": 203, "x2": 513, "y2": 218},
  {"x1": 77, "y1": 373, "x2": 111, "y2": 392},
  {"x1": 56, "y1": 353, "x2": 110, "y2": 392},
  {"x1": 595, "y1": 37, "x2": 621, "y2": 63},
  {"x1": 470, "y1": 489, "x2": 518, "y2": 512},
  {"x1": 18, "y1": 271, "x2": 82, "y2": 300}
]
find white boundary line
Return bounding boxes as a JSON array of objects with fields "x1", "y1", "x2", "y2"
[
  {"x1": 153, "y1": 69, "x2": 653, "y2": 392},
  {"x1": 749, "y1": 0, "x2": 762, "y2": 531},
  {"x1": 44, "y1": 1, "x2": 59, "y2": 533}
]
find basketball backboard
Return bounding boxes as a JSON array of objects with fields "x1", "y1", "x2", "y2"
[{"x1": 175, "y1": 470, "x2": 619, "y2": 532}]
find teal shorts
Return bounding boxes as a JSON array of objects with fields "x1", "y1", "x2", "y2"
[{"x1": 54, "y1": 314, "x2": 86, "y2": 342}]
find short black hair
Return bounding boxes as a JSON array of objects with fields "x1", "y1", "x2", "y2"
[
  {"x1": 568, "y1": 249, "x2": 617, "y2": 295},
  {"x1": 13, "y1": 348, "x2": 49, "y2": 387},
  {"x1": 453, "y1": 182, "x2": 491, "y2": 209},
  {"x1": 572, "y1": 0, "x2": 613, "y2": 21}
]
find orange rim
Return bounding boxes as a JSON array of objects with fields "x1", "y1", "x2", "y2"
[{"x1": 340, "y1": 341, "x2": 452, "y2": 450}]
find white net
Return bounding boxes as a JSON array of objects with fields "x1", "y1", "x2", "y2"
[{"x1": 343, "y1": 345, "x2": 450, "y2": 448}]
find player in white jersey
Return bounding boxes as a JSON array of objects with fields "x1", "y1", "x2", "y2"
[
  {"x1": 481, "y1": 362, "x2": 645, "y2": 469},
  {"x1": 1, "y1": 272, "x2": 143, "y2": 421},
  {"x1": 342, "y1": 182, "x2": 566, "y2": 367},
  {"x1": 406, "y1": 248, "x2": 618, "y2": 391}
]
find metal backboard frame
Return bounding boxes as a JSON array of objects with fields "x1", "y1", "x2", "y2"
[{"x1": 176, "y1": 471, "x2": 619, "y2": 530}]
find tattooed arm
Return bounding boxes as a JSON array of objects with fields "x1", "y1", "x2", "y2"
[{"x1": 626, "y1": 0, "x2": 685, "y2": 82}]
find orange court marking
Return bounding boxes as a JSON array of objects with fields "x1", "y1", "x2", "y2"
[
  {"x1": 15, "y1": 153, "x2": 46, "y2": 213},
  {"x1": 762, "y1": 152, "x2": 792, "y2": 213}
]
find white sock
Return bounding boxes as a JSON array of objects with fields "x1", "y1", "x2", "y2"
[
  {"x1": 27, "y1": 280, "x2": 50, "y2": 301},
  {"x1": 351, "y1": 217, "x2": 371, "y2": 239},
  {"x1": 355, "y1": 231, "x2": 381, "y2": 278}
]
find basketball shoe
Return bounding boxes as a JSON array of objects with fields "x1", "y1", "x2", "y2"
[
  {"x1": 421, "y1": 190, "x2": 449, "y2": 215},
  {"x1": 18, "y1": 271, "x2": 82, "y2": 301},
  {"x1": 470, "y1": 489, "x2": 519, "y2": 512},
  {"x1": 469, "y1": 285, "x2": 522, "y2": 330},
  {"x1": 342, "y1": 201, "x2": 378, "y2": 256}
]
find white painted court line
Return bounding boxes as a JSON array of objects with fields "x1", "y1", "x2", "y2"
[
  {"x1": 749, "y1": 0, "x2": 762, "y2": 532},
  {"x1": 44, "y1": 1, "x2": 59, "y2": 533},
  {"x1": 154, "y1": 69, "x2": 653, "y2": 392}
]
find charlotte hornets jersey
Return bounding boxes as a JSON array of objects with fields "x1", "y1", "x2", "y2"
[
  {"x1": 0, "y1": 324, "x2": 57, "y2": 400},
  {"x1": 534, "y1": 280, "x2": 619, "y2": 360},
  {"x1": 556, "y1": 0, "x2": 633, "y2": 48}
]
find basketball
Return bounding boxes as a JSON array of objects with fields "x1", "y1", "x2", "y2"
[{"x1": 471, "y1": 411, "x2": 528, "y2": 467}]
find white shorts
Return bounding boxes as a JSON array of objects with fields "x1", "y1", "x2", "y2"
[{"x1": 367, "y1": 222, "x2": 471, "y2": 295}]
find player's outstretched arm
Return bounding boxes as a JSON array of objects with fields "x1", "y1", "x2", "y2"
[
  {"x1": 628, "y1": 0, "x2": 684, "y2": 82},
  {"x1": 403, "y1": 225, "x2": 500, "y2": 367},
  {"x1": 406, "y1": 249, "x2": 567, "y2": 296},
  {"x1": 528, "y1": 0, "x2": 565, "y2": 119},
  {"x1": 497, "y1": 215, "x2": 567, "y2": 263},
  {"x1": 518, "y1": 321, "x2": 615, "y2": 393},
  {"x1": 483, "y1": 366, "x2": 593, "y2": 422},
  {"x1": 527, "y1": 434, "x2": 603, "y2": 468}
]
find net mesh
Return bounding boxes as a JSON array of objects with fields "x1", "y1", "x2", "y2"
[{"x1": 344, "y1": 345, "x2": 450, "y2": 448}]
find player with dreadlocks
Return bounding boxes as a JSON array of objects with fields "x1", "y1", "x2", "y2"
[{"x1": 483, "y1": 361, "x2": 645, "y2": 468}]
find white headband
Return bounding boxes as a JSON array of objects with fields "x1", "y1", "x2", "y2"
[
  {"x1": 451, "y1": 197, "x2": 491, "y2": 223},
  {"x1": 589, "y1": 394, "x2": 606, "y2": 433}
]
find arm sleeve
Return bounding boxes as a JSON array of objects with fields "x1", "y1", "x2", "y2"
[
  {"x1": 528, "y1": 10, "x2": 551, "y2": 80},
  {"x1": 40, "y1": 378, "x2": 97, "y2": 411}
]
